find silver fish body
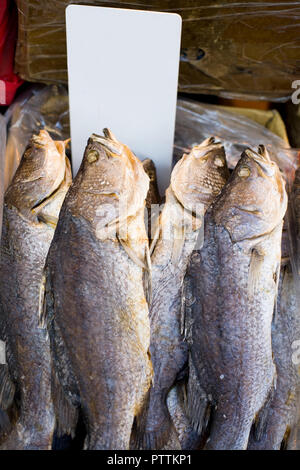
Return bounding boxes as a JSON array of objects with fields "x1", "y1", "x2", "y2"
[
  {"x1": 248, "y1": 169, "x2": 300, "y2": 450},
  {"x1": 187, "y1": 146, "x2": 287, "y2": 450},
  {"x1": 0, "y1": 130, "x2": 71, "y2": 449},
  {"x1": 43, "y1": 130, "x2": 152, "y2": 450},
  {"x1": 134, "y1": 138, "x2": 229, "y2": 449}
]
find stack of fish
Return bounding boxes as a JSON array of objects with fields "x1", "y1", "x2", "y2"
[{"x1": 0, "y1": 127, "x2": 299, "y2": 450}]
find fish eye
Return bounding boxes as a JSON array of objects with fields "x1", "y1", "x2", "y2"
[
  {"x1": 214, "y1": 157, "x2": 224, "y2": 167},
  {"x1": 87, "y1": 150, "x2": 99, "y2": 163},
  {"x1": 238, "y1": 166, "x2": 251, "y2": 178}
]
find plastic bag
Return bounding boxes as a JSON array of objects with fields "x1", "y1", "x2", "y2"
[
  {"x1": 175, "y1": 99, "x2": 299, "y2": 187},
  {"x1": 5, "y1": 85, "x2": 299, "y2": 191},
  {"x1": 4, "y1": 84, "x2": 69, "y2": 191},
  {"x1": 15, "y1": 1, "x2": 300, "y2": 101},
  {"x1": 175, "y1": 98, "x2": 300, "y2": 290},
  {"x1": 5, "y1": 85, "x2": 300, "y2": 268},
  {"x1": 5, "y1": 85, "x2": 298, "y2": 186},
  {"x1": 2, "y1": 85, "x2": 300, "y2": 450}
]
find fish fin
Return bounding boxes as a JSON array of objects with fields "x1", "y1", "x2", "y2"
[
  {"x1": 51, "y1": 367, "x2": 79, "y2": 438},
  {"x1": 0, "y1": 365, "x2": 15, "y2": 438},
  {"x1": 117, "y1": 235, "x2": 148, "y2": 270},
  {"x1": 0, "y1": 408, "x2": 12, "y2": 441},
  {"x1": 171, "y1": 226, "x2": 185, "y2": 266},
  {"x1": 39, "y1": 266, "x2": 53, "y2": 329},
  {"x1": 286, "y1": 423, "x2": 300, "y2": 450},
  {"x1": 45, "y1": 268, "x2": 81, "y2": 437},
  {"x1": 64, "y1": 138, "x2": 71, "y2": 149},
  {"x1": 149, "y1": 213, "x2": 162, "y2": 256},
  {"x1": 143, "y1": 243, "x2": 152, "y2": 305},
  {"x1": 181, "y1": 274, "x2": 195, "y2": 342},
  {"x1": 181, "y1": 275, "x2": 188, "y2": 337},
  {"x1": 167, "y1": 381, "x2": 202, "y2": 450},
  {"x1": 48, "y1": 317, "x2": 81, "y2": 409},
  {"x1": 38, "y1": 272, "x2": 47, "y2": 328},
  {"x1": 185, "y1": 355, "x2": 210, "y2": 436},
  {"x1": 131, "y1": 388, "x2": 180, "y2": 450},
  {"x1": 176, "y1": 364, "x2": 189, "y2": 383},
  {"x1": 280, "y1": 426, "x2": 291, "y2": 450},
  {"x1": 272, "y1": 262, "x2": 281, "y2": 325},
  {"x1": 248, "y1": 249, "x2": 265, "y2": 297},
  {"x1": 253, "y1": 381, "x2": 276, "y2": 441},
  {"x1": 0, "y1": 366, "x2": 15, "y2": 411},
  {"x1": 180, "y1": 290, "x2": 185, "y2": 338},
  {"x1": 96, "y1": 218, "x2": 120, "y2": 240}
]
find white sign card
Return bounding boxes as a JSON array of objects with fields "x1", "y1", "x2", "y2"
[{"x1": 66, "y1": 5, "x2": 182, "y2": 193}]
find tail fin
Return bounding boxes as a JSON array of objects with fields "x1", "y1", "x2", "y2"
[
  {"x1": 51, "y1": 367, "x2": 79, "y2": 439},
  {"x1": 167, "y1": 381, "x2": 202, "y2": 450},
  {"x1": 184, "y1": 356, "x2": 210, "y2": 437},
  {"x1": 131, "y1": 387, "x2": 180, "y2": 450},
  {"x1": 0, "y1": 365, "x2": 15, "y2": 440},
  {"x1": 0, "y1": 408, "x2": 12, "y2": 442}
]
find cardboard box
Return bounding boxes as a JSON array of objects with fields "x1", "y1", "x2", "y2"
[{"x1": 15, "y1": 1, "x2": 300, "y2": 101}]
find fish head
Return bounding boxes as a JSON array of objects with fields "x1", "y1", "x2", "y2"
[
  {"x1": 72, "y1": 129, "x2": 149, "y2": 233},
  {"x1": 171, "y1": 137, "x2": 229, "y2": 214},
  {"x1": 213, "y1": 145, "x2": 288, "y2": 242},
  {"x1": 5, "y1": 129, "x2": 69, "y2": 225}
]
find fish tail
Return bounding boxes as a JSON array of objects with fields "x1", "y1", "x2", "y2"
[
  {"x1": 185, "y1": 357, "x2": 210, "y2": 438},
  {"x1": 0, "y1": 408, "x2": 12, "y2": 441},
  {"x1": 248, "y1": 419, "x2": 289, "y2": 450},
  {"x1": 167, "y1": 382, "x2": 203, "y2": 450},
  {"x1": 286, "y1": 423, "x2": 300, "y2": 450},
  {"x1": 0, "y1": 365, "x2": 15, "y2": 440},
  {"x1": 131, "y1": 388, "x2": 180, "y2": 450},
  {"x1": 51, "y1": 368, "x2": 79, "y2": 439},
  {"x1": 252, "y1": 381, "x2": 276, "y2": 442},
  {"x1": 248, "y1": 394, "x2": 290, "y2": 450}
]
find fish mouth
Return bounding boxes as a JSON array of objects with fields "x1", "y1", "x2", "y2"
[
  {"x1": 192, "y1": 140, "x2": 223, "y2": 160},
  {"x1": 197, "y1": 136, "x2": 221, "y2": 148},
  {"x1": 245, "y1": 148, "x2": 275, "y2": 177},
  {"x1": 91, "y1": 132, "x2": 122, "y2": 156},
  {"x1": 31, "y1": 130, "x2": 52, "y2": 146}
]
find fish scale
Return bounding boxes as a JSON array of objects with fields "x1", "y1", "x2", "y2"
[
  {"x1": 0, "y1": 130, "x2": 71, "y2": 450},
  {"x1": 43, "y1": 131, "x2": 152, "y2": 450},
  {"x1": 186, "y1": 146, "x2": 287, "y2": 450},
  {"x1": 132, "y1": 138, "x2": 229, "y2": 450},
  {"x1": 248, "y1": 169, "x2": 300, "y2": 450}
]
